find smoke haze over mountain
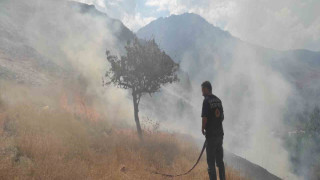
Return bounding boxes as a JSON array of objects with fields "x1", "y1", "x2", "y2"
[
  {"x1": 77, "y1": 0, "x2": 320, "y2": 51},
  {"x1": 0, "y1": 1, "x2": 319, "y2": 179},
  {"x1": 136, "y1": 13, "x2": 295, "y2": 179},
  {"x1": 0, "y1": 0, "x2": 136, "y2": 125},
  {"x1": 137, "y1": 13, "x2": 320, "y2": 179}
]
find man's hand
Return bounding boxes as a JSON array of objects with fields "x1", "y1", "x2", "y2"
[{"x1": 202, "y1": 127, "x2": 206, "y2": 135}]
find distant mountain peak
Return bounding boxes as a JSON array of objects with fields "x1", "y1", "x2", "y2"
[
  {"x1": 137, "y1": 13, "x2": 232, "y2": 41},
  {"x1": 169, "y1": 12, "x2": 210, "y2": 23},
  {"x1": 136, "y1": 12, "x2": 235, "y2": 66}
]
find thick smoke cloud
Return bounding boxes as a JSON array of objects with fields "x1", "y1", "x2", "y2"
[
  {"x1": 139, "y1": 44, "x2": 297, "y2": 178},
  {"x1": 215, "y1": 45, "x2": 293, "y2": 178},
  {"x1": 0, "y1": 0, "x2": 133, "y2": 124},
  {"x1": 136, "y1": 17, "x2": 300, "y2": 179}
]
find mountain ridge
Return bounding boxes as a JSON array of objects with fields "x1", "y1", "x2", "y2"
[
  {"x1": 138, "y1": 12, "x2": 320, "y2": 54},
  {"x1": 137, "y1": 12, "x2": 320, "y2": 87},
  {"x1": 68, "y1": 1, "x2": 135, "y2": 43}
]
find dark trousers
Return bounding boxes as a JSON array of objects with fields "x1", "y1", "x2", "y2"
[{"x1": 206, "y1": 136, "x2": 225, "y2": 180}]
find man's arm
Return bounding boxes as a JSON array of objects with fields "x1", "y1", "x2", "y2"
[
  {"x1": 221, "y1": 103, "x2": 224, "y2": 121},
  {"x1": 202, "y1": 117, "x2": 207, "y2": 135},
  {"x1": 201, "y1": 99, "x2": 209, "y2": 135}
]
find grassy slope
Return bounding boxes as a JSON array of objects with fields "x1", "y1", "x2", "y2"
[{"x1": 0, "y1": 83, "x2": 245, "y2": 180}]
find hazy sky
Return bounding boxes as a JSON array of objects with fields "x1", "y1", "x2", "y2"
[{"x1": 77, "y1": 0, "x2": 320, "y2": 51}]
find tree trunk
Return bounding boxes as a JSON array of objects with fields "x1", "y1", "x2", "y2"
[{"x1": 132, "y1": 92, "x2": 143, "y2": 140}]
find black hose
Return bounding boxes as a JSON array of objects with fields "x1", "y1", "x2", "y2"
[{"x1": 151, "y1": 140, "x2": 206, "y2": 177}]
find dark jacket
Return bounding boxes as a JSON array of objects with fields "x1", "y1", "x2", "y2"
[{"x1": 201, "y1": 94, "x2": 224, "y2": 138}]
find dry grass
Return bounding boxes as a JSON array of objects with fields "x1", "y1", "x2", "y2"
[{"x1": 0, "y1": 84, "x2": 246, "y2": 180}]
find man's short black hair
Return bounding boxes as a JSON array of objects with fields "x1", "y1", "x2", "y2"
[{"x1": 202, "y1": 81, "x2": 212, "y2": 92}]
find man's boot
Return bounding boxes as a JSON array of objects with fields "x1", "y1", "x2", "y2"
[
  {"x1": 208, "y1": 168, "x2": 217, "y2": 180},
  {"x1": 218, "y1": 164, "x2": 226, "y2": 180}
]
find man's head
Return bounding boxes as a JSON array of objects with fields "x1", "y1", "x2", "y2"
[{"x1": 201, "y1": 81, "x2": 212, "y2": 96}]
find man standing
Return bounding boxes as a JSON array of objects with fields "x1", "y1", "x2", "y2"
[{"x1": 201, "y1": 81, "x2": 225, "y2": 180}]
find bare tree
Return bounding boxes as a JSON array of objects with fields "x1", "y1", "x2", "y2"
[{"x1": 105, "y1": 38, "x2": 179, "y2": 139}]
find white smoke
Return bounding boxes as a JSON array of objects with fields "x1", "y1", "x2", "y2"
[
  {"x1": 0, "y1": 1, "x2": 304, "y2": 179},
  {"x1": 138, "y1": 30, "x2": 299, "y2": 179},
  {"x1": 216, "y1": 44, "x2": 295, "y2": 178},
  {"x1": 0, "y1": 0, "x2": 133, "y2": 123}
]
